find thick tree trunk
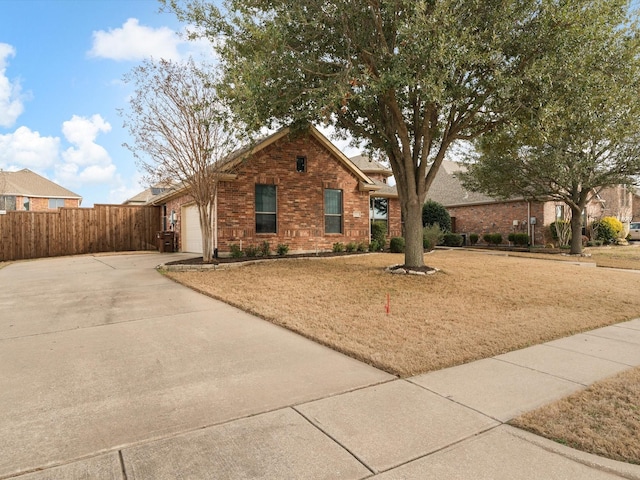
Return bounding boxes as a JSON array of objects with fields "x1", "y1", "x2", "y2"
[
  {"x1": 404, "y1": 200, "x2": 425, "y2": 268},
  {"x1": 569, "y1": 205, "x2": 583, "y2": 255}
]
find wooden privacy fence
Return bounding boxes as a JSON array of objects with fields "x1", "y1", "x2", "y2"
[{"x1": 0, "y1": 204, "x2": 162, "y2": 261}]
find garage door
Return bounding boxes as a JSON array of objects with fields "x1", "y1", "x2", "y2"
[{"x1": 182, "y1": 204, "x2": 203, "y2": 253}]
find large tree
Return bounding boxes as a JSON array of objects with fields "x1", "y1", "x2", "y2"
[
  {"x1": 460, "y1": 1, "x2": 640, "y2": 254},
  {"x1": 120, "y1": 58, "x2": 239, "y2": 263},
  {"x1": 164, "y1": 0, "x2": 628, "y2": 267}
]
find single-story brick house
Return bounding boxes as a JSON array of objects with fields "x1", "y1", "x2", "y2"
[
  {"x1": 145, "y1": 126, "x2": 401, "y2": 255},
  {"x1": 427, "y1": 161, "x2": 634, "y2": 244},
  {"x1": 0, "y1": 169, "x2": 82, "y2": 212}
]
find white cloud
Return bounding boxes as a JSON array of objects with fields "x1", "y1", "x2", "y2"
[
  {"x1": 0, "y1": 43, "x2": 25, "y2": 127},
  {"x1": 0, "y1": 126, "x2": 60, "y2": 170},
  {"x1": 88, "y1": 18, "x2": 182, "y2": 61},
  {"x1": 55, "y1": 114, "x2": 117, "y2": 186},
  {"x1": 108, "y1": 171, "x2": 146, "y2": 204}
]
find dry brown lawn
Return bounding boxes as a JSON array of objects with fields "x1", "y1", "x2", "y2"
[
  {"x1": 166, "y1": 249, "x2": 640, "y2": 377},
  {"x1": 511, "y1": 367, "x2": 640, "y2": 465}
]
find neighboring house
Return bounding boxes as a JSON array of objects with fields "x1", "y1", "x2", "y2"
[
  {"x1": 427, "y1": 160, "x2": 633, "y2": 245},
  {"x1": 0, "y1": 169, "x2": 82, "y2": 212},
  {"x1": 123, "y1": 185, "x2": 172, "y2": 206},
  {"x1": 632, "y1": 189, "x2": 640, "y2": 221},
  {"x1": 145, "y1": 126, "x2": 401, "y2": 255}
]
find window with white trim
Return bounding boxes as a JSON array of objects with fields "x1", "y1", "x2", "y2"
[{"x1": 324, "y1": 189, "x2": 343, "y2": 234}]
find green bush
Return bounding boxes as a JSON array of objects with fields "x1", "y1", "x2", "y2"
[
  {"x1": 483, "y1": 233, "x2": 502, "y2": 245},
  {"x1": 442, "y1": 232, "x2": 463, "y2": 247},
  {"x1": 276, "y1": 243, "x2": 289, "y2": 256},
  {"x1": 423, "y1": 224, "x2": 444, "y2": 251},
  {"x1": 371, "y1": 221, "x2": 387, "y2": 249},
  {"x1": 592, "y1": 217, "x2": 623, "y2": 244},
  {"x1": 469, "y1": 233, "x2": 479, "y2": 245},
  {"x1": 508, "y1": 232, "x2": 529, "y2": 246},
  {"x1": 332, "y1": 242, "x2": 345, "y2": 252},
  {"x1": 357, "y1": 242, "x2": 368, "y2": 252},
  {"x1": 259, "y1": 240, "x2": 271, "y2": 257},
  {"x1": 345, "y1": 242, "x2": 358, "y2": 252},
  {"x1": 369, "y1": 240, "x2": 380, "y2": 252},
  {"x1": 244, "y1": 244, "x2": 259, "y2": 257},
  {"x1": 390, "y1": 237, "x2": 405, "y2": 253},
  {"x1": 422, "y1": 200, "x2": 451, "y2": 232},
  {"x1": 229, "y1": 244, "x2": 243, "y2": 258}
]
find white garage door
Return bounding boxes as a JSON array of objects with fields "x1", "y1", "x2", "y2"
[{"x1": 182, "y1": 204, "x2": 203, "y2": 253}]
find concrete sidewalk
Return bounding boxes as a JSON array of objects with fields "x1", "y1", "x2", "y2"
[{"x1": 2, "y1": 254, "x2": 640, "y2": 479}]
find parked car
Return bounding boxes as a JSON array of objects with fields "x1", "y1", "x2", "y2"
[{"x1": 630, "y1": 222, "x2": 640, "y2": 241}]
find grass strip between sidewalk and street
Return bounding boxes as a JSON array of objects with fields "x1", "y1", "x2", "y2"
[{"x1": 511, "y1": 366, "x2": 640, "y2": 465}]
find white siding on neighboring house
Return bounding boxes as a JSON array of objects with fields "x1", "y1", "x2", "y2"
[{"x1": 182, "y1": 204, "x2": 203, "y2": 253}]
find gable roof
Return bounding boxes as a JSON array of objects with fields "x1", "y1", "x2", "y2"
[
  {"x1": 427, "y1": 161, "x2": 507, "y2": 207},
  {"x1": 349, "y1": 155, "x2": 394, "y2": 178},
  {"x1": 0, "y1": 169, "x2": 82, "y2": 200},
  {"x1": 147, "y1": 125, "x2": 379, "y2": 205}
]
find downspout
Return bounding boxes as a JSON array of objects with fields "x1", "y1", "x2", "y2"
[
  {"x1": 527, "y1": 201, "x2": 532, "y2": 245},
  {"x1": 213, "y1": 190, "x2": 218, "y2": 258}
]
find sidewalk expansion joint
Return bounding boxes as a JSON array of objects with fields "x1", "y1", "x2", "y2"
[
  {"x1": 406, "y1": 378, "x2": 504, "y2": 424},
  {"x1": 491, "y1": 356, "x2": 589, "y2": 387},
  {"x1": 291, "y1": 407, "x2": 377, "y2": 476},
  {"x1": 544, "y1": 342, "x2": 636, "y2": 367},
  {"x1": 118, "y1": 450, "x2": 128, "y2": 480}
]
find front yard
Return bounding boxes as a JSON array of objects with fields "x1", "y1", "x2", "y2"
[{"x1": 166, "y1": 249, "x2": 640, "y2": 377}]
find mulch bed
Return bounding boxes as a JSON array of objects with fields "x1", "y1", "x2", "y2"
[{"x1": 164, "y1": 251, "x2": 370, "y2": 266}]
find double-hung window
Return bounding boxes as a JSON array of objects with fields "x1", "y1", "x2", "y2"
[
  {"x1": 255, "y1": 184, "x2": 277, "y2": 233},
  {"x1": 370, "y1": 197, "x2": 388, "y2": 233},
  {"x1": 48, "y1": 198, "x2": 65, "y2": 209},
  {"x1": 324, "y1": 189, "x2": 343, "y2": 234}
]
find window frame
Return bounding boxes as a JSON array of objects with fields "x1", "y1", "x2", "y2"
[
  {"x1": 255, "y1": 184, "x2": 277, "y2": 234},
  {"x1": 48, "y1": 198, "x2": 65, "y2": 209},
  {"x1": 370, "y1": 196, "x2": 389, "y2": 233},
  {"x1": 324, "y1": 188, "x2": 343, "y2": 234},
  {"x1": 0, "y1": 195, "x2": 17, "y2": 211},
  {"x1": 296, "y1": 156, "x2": 307, "y2": 173}
]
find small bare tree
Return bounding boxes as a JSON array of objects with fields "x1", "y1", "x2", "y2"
[{"x1": 120, "y1": 58, "x2": 239, "y2": 263}]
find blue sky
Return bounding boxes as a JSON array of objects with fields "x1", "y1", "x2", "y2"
[{"x1": 0, "y1": 0, "x2": 217, "y2": 206}]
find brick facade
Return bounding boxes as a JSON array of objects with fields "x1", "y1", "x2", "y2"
[
  {"x1": 12, "y1": 196, "x2": 81, "y2": 211},
  {"x1": 167, "y1": 132, "x2": 400, "y2": 254},
  {"x1": 447, "y1": 200, "x2": 545, "y2": 245}
]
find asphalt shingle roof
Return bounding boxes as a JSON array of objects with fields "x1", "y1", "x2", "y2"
[{"x1": 0, "y1": 169, "x2": 82, "y2": 199}]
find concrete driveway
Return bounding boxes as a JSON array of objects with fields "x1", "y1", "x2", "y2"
[{"x1": 0, "y1": 253, "x2": 392, "y2": 478}]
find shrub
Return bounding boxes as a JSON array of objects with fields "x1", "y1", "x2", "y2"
[
  {"x1": 390, "y1": 237, "x2": 405, "y2": 253},
  {"x1": 371, "y1": 221, "x2": 387, "y2": 249},
  {"x1": 469, "y1": 233, "x2": 479, "y2": 245},
  {"x1": 592, "y1": 217, "x2": 624, "y2": 244},
  {"x1": 483, "y1": 233, "x2": 502, "y2": 245},
  {"x1": 229, "y1": 244, "x2": 243, "y2": 258},
  {"x1": 369, "y1": 240, "x2": 381, "y2": 252},
  {"x1": 550, "y1": 220, "x2": 571, "y2": 240},
  {"x1": 276, "y1": 243, "x2": 289, "y2": 256},
  {"x1": 259, "y1": 240, "x2": 271, "y2": 257},
  {"x1": 508, "y1": 232, "x2": 529, "y2": 246},
  {"x1": 345, "y1": 242, "x2": 358, "y2": 252},
  {"x1": 423, "y1": 224, "x2": 444, "y2": 251},
  {"x1": 244, "y1": 244, "x2": 259, "y2": 257},
  {"x1": 332, "y1": 242, "x2": 345, "y2": 252},
  {"x1": 357, "y1": 242, "x2": 368, "y2": 252},
  {"x1": 422, "y1": 200, "x2": 451, "y2": 232},
  {"x1": 442, "y1": 232, "x2": 463, "y2": 247}
]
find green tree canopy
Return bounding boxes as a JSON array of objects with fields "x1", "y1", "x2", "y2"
[
  {"x1": 164, "y1": 0, "x2": 635, "y2": 266},
  {"x1": 460, "y1": 1, "x2": 640, "y2": 254}
]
